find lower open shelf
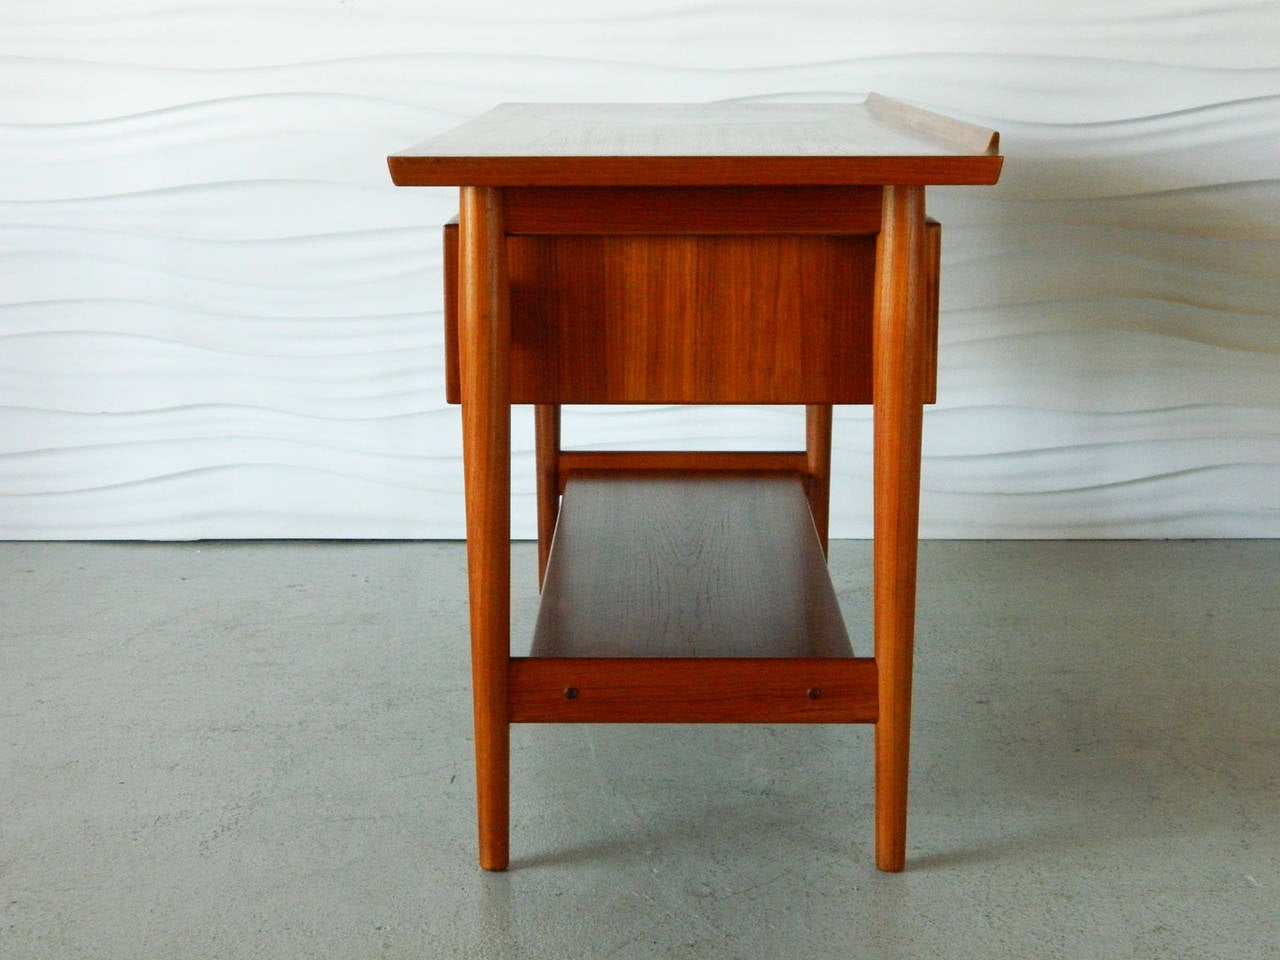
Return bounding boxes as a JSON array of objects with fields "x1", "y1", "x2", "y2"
[{"x1": 511, "y1": 471, "x2": 878, "y2": 723}]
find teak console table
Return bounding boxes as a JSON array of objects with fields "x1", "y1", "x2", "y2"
[{"x1": 388, "y1": 96, "x2": 1002, "y2": 872}]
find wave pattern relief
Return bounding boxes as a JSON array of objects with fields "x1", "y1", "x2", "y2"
[{"x1": 1, "y1": 2, "x2": 1277, "y2": 537}]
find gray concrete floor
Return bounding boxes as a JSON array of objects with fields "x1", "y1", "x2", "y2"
[{"x1": 2, "y1": 540, "x2": 1277, "y2": 959}]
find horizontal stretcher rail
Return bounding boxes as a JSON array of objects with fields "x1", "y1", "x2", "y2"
[{"x1": 509, "y1": 657, "x2": 878, "y2": 724}]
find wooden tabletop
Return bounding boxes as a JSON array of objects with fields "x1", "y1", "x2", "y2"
[{"x1": 388, "y1": 94, "x2": 1002, "y2": 187}]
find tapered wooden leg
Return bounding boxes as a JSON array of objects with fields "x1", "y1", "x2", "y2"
[
  {"x1": 459, "y1": 185, "x2": 511, "y2": 871},
  {"x1": 872, "y1": 184, "x2": 927, "y2": 873},
  {"x1": 534, "y1": 404, "x2": 561, "y2": 587},
  {"x1": 805, "y1": 404, "x2": 833, "y2": 556}
]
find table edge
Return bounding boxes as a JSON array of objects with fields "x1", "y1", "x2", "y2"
[{"x1": 387, "y1": 153, "x2": 1004, "y2": 187}]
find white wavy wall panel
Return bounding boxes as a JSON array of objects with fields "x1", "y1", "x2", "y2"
[{"x1": 1, "y1": 1, "x2": 1277, "y2": 538}]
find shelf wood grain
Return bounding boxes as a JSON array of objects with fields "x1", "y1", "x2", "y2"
[
  {"x1": 530, "y1": 473, "x2": 852, "y2": 659},
  {"x1": 516, "y1": 472, "x2": 871, "y2": 724}
]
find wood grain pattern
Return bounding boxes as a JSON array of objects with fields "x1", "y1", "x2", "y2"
[
  {"x1": 392, "y1": 154, "x2": 1004, "y2": 187},
  {"x1": 440, "y1": 212, "x2": 942, "y2": 407},
  {"x1": 507, "y1": 233, "x2": 878, "y2": 404},
  {"x1": 531, "y1": 473, "x2": 852, "y2": 659},
  {"x1": 872, "y1": 184, "x2": 928, "y2": 873},
  {"x1": 556, "y1": 451, "x2": 808, "y2": 492},
  {"x1": 458, "y1": 186, "x2": 511, "y2": 872},
  {"x1": 503, "y1": 186, "x2": 881, "y2": 234},
  {"x1": 388, "y1": 99, "x2": 1003, "y2": 186},
  {"x1": 509, "y1": 658, "x2": 877, "y2": 723}
]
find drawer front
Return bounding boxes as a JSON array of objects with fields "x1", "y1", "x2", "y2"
[{"x1": 442, "y1": 219, "x2": 939, "y2": 405}]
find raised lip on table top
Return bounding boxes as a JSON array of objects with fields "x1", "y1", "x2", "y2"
[{"x1": 388, "y1": 94, "x2": 1002, "y2": 187}]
